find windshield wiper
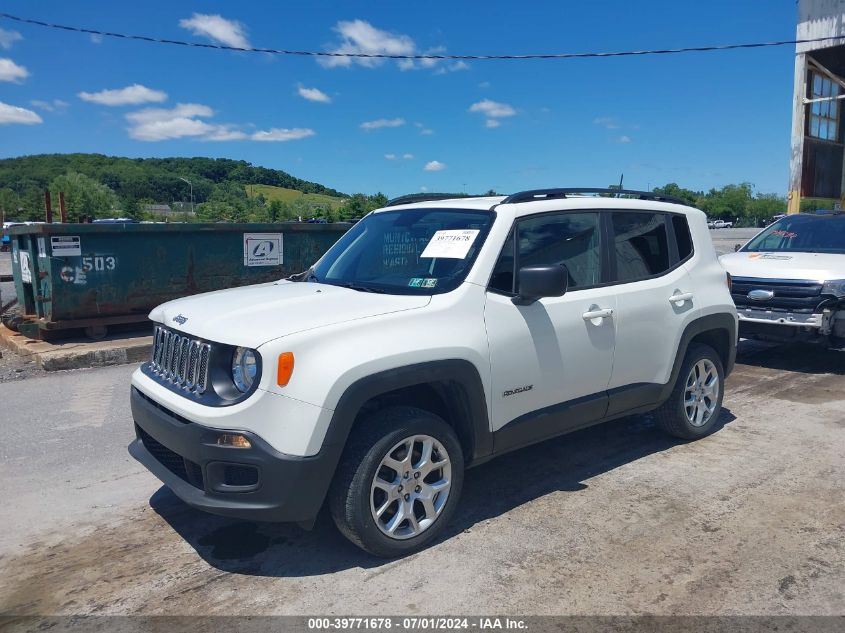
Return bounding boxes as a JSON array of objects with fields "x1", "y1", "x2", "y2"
[
  {"x1": 338, "y1": 282, "x2": 386, "y2": 294},
  {"x1": 287, "y1": 267, "x2": 319, "y2": 283}
]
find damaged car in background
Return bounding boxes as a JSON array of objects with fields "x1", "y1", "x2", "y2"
[{"x1": 720, "y1": 210, "x2": 845, "y2": 348}]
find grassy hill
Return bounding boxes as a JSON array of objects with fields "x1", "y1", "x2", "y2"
[
  {"x1": 245, "y1": 184, "x2": 346, "y2": 209},
  {"x1": 0, "y1": 153, "x2": 346, "y2": 218}
]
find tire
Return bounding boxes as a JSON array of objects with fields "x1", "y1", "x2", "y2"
[
  {"x1": 1, "y1": 305, "x2": 23, "y2": 333},
  {"x1": 654, "y1": 343, "x2": 725, "y2": 440},
  {"x1": 329, "y1": 406, "x2": 464, "y2": 558}
]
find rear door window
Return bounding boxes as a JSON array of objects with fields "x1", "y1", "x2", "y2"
[{"x1": 611, "y1": 212, "x2": 671, "y2": 282}]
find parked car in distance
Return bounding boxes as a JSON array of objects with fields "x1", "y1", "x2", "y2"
[
  {"x1": 710, "y1": 219, "x2": 733, "y2": 229},
  {"x1": 129, "y1": 187, "x2": 738, "y2": 557},
  {"x1": 720, "y1": 210, "x2": 845, "y2": 348}
]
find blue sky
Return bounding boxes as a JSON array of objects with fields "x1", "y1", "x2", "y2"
[{"x1": 0, "y1": 1, "x2": 799, "y2": 197}]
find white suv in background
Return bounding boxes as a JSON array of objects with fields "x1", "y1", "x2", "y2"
[
  {"x1": 129, "y1": 188, "x2": 738, "y2": 557},
  {"x1": 720, "y1": 210, "x2": 845, "y2": 348}
]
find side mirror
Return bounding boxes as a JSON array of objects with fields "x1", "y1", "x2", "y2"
[
  {"x1": 734, "y1": 243, "x2": 742, "y2": 252},
  {"x1": 513, "y1": 265, "x2": 569, "y2": 305}
]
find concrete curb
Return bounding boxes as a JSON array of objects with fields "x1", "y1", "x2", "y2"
[{"x1": 0, "y1": 325, "x2": 152, "y2": 371}]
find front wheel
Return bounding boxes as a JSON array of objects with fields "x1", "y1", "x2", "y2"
[
  {"x1": 329, "y1": 406, "x2": 464, "y2": 557},
  {"x1": 655, "y1": 343, "x2": 725, "y2": 440}
]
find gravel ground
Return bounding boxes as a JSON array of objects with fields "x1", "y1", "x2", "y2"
[
  {"x1": 0, "y1": 347, "x2": 41, "y2": 382},
  {"x1": 0, "y1": 341, "x2": 842, "y2": 617}
]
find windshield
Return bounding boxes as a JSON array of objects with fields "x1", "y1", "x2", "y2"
[
  {"x1": 743, "y1": 214, "x2": 845, "y2": 255},
  {"x1": 306, "y1": 208, "x2": 495, "y2": 294}
]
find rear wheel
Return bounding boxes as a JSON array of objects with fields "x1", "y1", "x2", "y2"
[
  {"x1": 655, "y1": 343, "x2": 725, "y2": 440},
  {"x1": 329, "y1": 406, "x2": 464, "y2": 557}
]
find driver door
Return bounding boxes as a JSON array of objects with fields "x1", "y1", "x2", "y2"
[{"x1": 484, "y1": 211, "x2": 617, "y2": 452}]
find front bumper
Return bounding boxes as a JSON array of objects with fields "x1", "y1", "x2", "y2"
[
  {"x1": 129, "y1": 386, "x2": 340, "y2": 524},
  {"x1": 736, "y1": 307, "x2": 824, "y2": 328}
]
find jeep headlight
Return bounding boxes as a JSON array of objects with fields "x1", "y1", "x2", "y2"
[
  {"x1": 231, "y1": 347, "x2": 258, "y2": 393},
  {"x1": 821, "y1": 280, "x2": 845, "y2": 298}
]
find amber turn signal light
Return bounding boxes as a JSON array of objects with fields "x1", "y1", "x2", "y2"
[{"x1": 277, "y1": 352, "x2": 295, "y2": 386}]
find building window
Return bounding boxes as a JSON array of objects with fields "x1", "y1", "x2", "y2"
[{"x1": 808, "y1": 71, "x2": 840, "y2": 142}]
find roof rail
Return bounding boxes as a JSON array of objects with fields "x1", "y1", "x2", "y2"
[
  {"x1": 384, "y1": 193, "x2": 476, "y2": 207},
  {"x1": 501, "y1": 188, "x2": 686, "y2": 205}
]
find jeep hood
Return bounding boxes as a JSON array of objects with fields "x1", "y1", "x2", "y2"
[
  {"x1": 150, "y1": 281, "x2": 431, "y2": 348},
  {"x1": 719, "y1": 251, "x2": 845, "y2": 281}
]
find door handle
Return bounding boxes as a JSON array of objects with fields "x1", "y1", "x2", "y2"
[
  {"x1": 582, "y1": 307, "x2": 614, "y2": 321},
  {"x1": 669, "y1": 292, "x2": 694, "y2": 305}
]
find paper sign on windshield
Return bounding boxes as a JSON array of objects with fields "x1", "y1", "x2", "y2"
[{"x1": 420, "y1": 230, "x2": 480, "y2": 259}]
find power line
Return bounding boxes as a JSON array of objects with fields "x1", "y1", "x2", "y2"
[{"x1": 2, "y1": 12, "x2": 845, "y2": 61}]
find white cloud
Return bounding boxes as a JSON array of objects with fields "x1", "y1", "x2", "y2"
[
  {"x1": 90, "y1": 34, "x2": 103, "y2": 44},
  {"x1": 126, "y1": 102, "x2": 313, "y2": 142},
  {"x1": 0, "y1": 58, "x2": 29, "y2": 83},
  {"x1": 420, "y1": 186, "x2": 429, "y2": 192},
  {"x1": 617, "y1": 135, "x2": 632, "y2": 144},
  {"x1": 424, "y1": 160, "x2": 446, "y2": 172},
  {"x1": 434, "y1": 60, "x2": 470, "y2": 75},
  {"x1": 30, "y1": 99, "x2": 70, "y2": 112},
  {"x1": 402, "y1": 153, "x2": 414, "y2": 160},
  {"x1": 0, "y1": 29, "x2": 22, "y2": 50},
  {"x1": 469, "y1": 99, "x2": 515, "y2": 118},
  {"x1": 360, "y1": 117, "x2": 405, "y2": 131},
  {"x1": 251, "y1": 128, "x2": 315, "y2": 142},
  {"x1": 469, "y1": 99, "x2": 515, "y2": 128},
  {"x1": 320, "y1": 20, "x2": 415, "y2": 69},
  {"x1": 413, "y1": 122, "x2": 434, "y2": 135},
  {"x1": 0, "y1": 101, "x2": 42, "y2": 125},
  {"x1": 79, "y1": 84, "x2": 167, "y2": 106},
  {"x1": 205, "y1": 127, "x2": 248, "y2": 141},
  {"x1": 126, "y1": 103, "x2": 215, "y2": 141},
  {"x1": 478, "y1": 81, "x2": 491, "y2": 89},
  {"x1": 384, "y1": 153, "x2": 397, "y2": 160},
  {"x1": 297, "y1": 85, "x2": 331, "y2": 103},
  {"x1": 179, "y1": 13, "x2": 250, "y2": 49},
  {"x1": 593, "y1": 116, "x2": 619, "y2": 129}
]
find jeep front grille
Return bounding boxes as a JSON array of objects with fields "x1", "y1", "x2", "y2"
[{"x1": 151, "y1": 326, "x2": 211, "y2": 394}]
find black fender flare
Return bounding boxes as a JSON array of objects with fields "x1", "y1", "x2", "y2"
[
  {"x1": 322, "y1": 359, "x2": 492, "y2": 463},
  {"x1": 658, "y1": 312, "x2": 737, "y2": 403}
]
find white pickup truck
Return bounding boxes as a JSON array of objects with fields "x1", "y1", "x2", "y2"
[
  {"x1": 708, "y1": 219, "x2": 734, "y2": 229},
  {"x1": 720, "y1": 211, "x2": 845, "y2": 349}
]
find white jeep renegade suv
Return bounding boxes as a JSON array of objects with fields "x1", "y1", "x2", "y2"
[{"x1": 129, "y1": 188, "x2": 738, "y2": 557}]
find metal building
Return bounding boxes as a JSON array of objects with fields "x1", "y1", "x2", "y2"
[{"x1": 788, "y1": 0, "x2": 845, "y2": 213}]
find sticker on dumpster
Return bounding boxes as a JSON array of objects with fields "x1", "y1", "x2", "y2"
[
  {"x1": 60, "y1": 266, "x2": 75, "y2": 283},
  {"x1": 244, "y1": 233, "x2": 283, "y2": 267},
  {"x1": 20, "y1": 251, "x2": 32, "y2": 283},
  {"x1": 37, "y1": 237, "x2": 47, "y2": 258},
  {"x1": 51, "y1": 235, "x2": 81, "y2": 257}
]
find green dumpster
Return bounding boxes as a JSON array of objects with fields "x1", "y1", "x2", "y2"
[{"x1": 5, "y1": 222, "x2": 349, "y2": 339}]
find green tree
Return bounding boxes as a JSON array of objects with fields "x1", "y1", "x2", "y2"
[
  {"x1": 652, "y1": 183, "x2": 701, "y2": 207},
  {"x1": 267, "y1": 199, "x2": 283, "y2": 223},
  {"x1": 0, "y1": 187, "x2": 20, "y2": 221},
  {"x1": 49, "y1": 172, "x2": 118, "y2": 221}
]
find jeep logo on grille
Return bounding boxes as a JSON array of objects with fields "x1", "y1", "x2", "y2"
[
  {"x1": 172, "y1": 314, "x2": 188, "y2": 325},
  {"x1": 748, "y1": 289, "x2": 775, "y2": 301}
]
